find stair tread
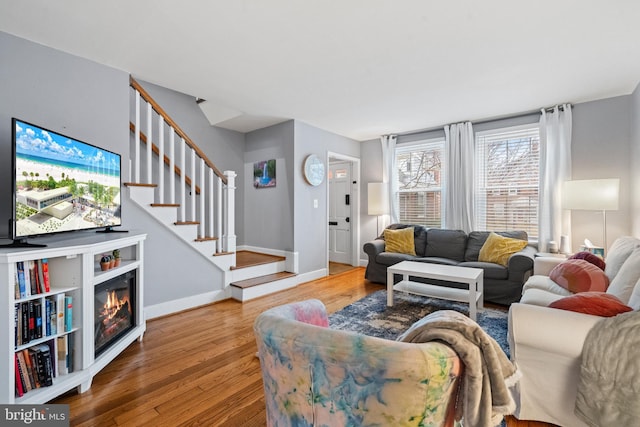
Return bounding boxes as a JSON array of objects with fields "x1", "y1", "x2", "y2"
[
  {"x1": 231, "y1": 272, "x2": 297, "y2": 289},
  {"x1": 232, "y1": 251, "x2": 286, "y2": 269}
]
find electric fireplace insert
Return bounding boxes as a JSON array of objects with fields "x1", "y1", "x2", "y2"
[{"x1": 94, "y1": 270, "x2": 136, "y2": 357}]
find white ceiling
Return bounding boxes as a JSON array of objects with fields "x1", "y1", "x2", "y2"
[{"x1": 2, "y1": 1, "x2": 640, "y2": 141}]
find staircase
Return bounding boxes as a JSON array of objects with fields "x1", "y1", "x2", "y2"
[{"x1": 126, "y1": 77, "x2": 297, "y2": 302}]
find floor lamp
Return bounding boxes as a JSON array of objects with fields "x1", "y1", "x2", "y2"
[
  {"x1": 562, "y1": 179, "x2": 620, "y2": 251},
  {"x1": 368, "y1": 182, "x2": 388, "y2": 236}
]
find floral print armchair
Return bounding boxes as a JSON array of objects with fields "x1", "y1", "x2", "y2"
[{"x1": 254, "y1": 299, "x2": 462, "y2": 427}]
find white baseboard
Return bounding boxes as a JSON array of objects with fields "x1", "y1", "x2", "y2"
[
  {"x1": 144, "y1": 289, "x2": 227, "y2": 319},
  {"x1": 296, "y1": 268, "x2": 327, "y2": 285}
]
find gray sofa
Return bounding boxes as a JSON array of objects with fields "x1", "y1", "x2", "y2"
[{"x1": 363, "y1": 224, "x2": 537, "y2": 305}]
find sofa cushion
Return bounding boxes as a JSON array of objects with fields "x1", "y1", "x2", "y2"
[
  {"x1": 375, "y1": 252, "x2": 419, "y2": 266},
  {"x1": 626, "y1": 277, "x2": 640, "y2": 311},
  {"x1": 604, "y1": 236, "x2": 640, "y2": 281},
  {"x1": 569, "y1": 251, "x2": 606, "y2": 270},
  {"x1": 520, "y1": 287, "x2": 567, "y2": 306},
  {"x1": 478, "y1": 232, "x2": 528, "y2": 267},
  {"x1": 465, "y1": 230, "x2": 528, "y2": 262},
  {"x1": 459, "y1": 261, "x2": 508, "y2": 280},
  {"x1": 549, "y1": 292, "x2": 633, "y2": 317},
  {"x1": 417, "y1": 257, "x2": 459, "y2": 266},
  {"x1": 606, "y1": 247, "x2": 640, "y2": 304},
  {"x1": 523, "y1": 275, "x2": 573, "y2": 296},
  {"x1": 384, "y1": 227, "x2": 416, "y2": 255},
  {"x1": 425, "y1": 229, "x2": 467, "y2": 262},
  {"x1": 549, "y1": 259, "x2": 609, "y2": 293}
]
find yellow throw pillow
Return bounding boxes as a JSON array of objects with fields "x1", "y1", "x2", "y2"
[
  {"x1": 478, "y1": 232, "x2": 528, "y2": 267},
  {"x1": 384, "y1": 227, "x2": 416, "y2": 256}
]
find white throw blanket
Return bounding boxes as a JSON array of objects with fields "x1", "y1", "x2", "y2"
[
  {"x1": 575, "y1": 310, "x2": 640, "y2": 426},
  {"x1": 398, "y1": 310, "x2": 519, "y2": 427}
]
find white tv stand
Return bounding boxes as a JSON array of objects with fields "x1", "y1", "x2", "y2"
[{"x1": 0, "y1": 231, "x2": 146, "y2": 404}]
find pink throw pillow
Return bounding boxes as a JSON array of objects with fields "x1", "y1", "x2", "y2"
[
  {"x1": 549, "y1": 292, "x2": 633, "y2": 317},
  {"x1": 549, "y1": 259, "x2": 610, "y2": 293},
  {"x1": 569, "y1": 251, "x2": 606, "y2": 270}
]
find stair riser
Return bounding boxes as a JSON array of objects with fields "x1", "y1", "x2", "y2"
[
  {"x1": 231, "y1": 261, "x2": 285, "y2": 282},
  {"x1": 230, "y1": 276, "x2": 299, "y2": 302}
]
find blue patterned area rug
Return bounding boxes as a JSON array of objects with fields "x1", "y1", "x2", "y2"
[{"x1": 329, "y1": 290, "x2": 510, "y2": 358}]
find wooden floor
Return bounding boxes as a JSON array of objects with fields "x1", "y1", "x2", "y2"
[{"x1": 52, "y1": 268, "x2": 554, "y2": 427}]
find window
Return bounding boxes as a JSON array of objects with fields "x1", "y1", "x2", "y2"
[
  {"x1": 475, "y1": 125, "x2": 540, "y2": 238},
  {"x1": 395, "y1": 139, "x2": 445, "y2": 228}
]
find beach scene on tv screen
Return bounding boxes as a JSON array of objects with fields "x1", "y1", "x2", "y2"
[{"x1": 14, "y1": 120, "x2": 121, "y2": 237}]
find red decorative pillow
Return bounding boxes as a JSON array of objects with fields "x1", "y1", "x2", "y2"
[
  {"x1": 549, "y1": 259, "x2": 610, "y2": 293},
  {"x1": 569, "y1": 251, "x2": 606, "y2": 270},
  {"x1": 549, "y1": 292, "x2": 633, "y2": 317}
]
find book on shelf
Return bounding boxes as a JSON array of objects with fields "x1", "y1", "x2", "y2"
[
  {"x1": 57, "y1": 335, "x2": 68, "y2": 376},
  {"x1": 19, "y1": 349, "x2": 36, "y2": 391},
  {"x1": 34, "y1": 301, "x2": 43, "y2": 340},
  {"x1": 64, "y1": 296, "x2": 73, "y2": 332},
  {"x1": 24, "y1": 261, "x2": 33, "y2": 296},
  {"x1": 15, "y1": 268, "x2": 20, "y2": 299},
  {"x1": 48, "y1": 297, "x2": 57, "y2": 336},
  {"x1": 16, "y1": 261, "x2": 27, "y2": 299},
  {"x1": 29, "y1": 260, "x2": 41, "y2": 295},
  {"x1": 40, "y1": 258, "x2": 51, "y2": 292},
  {"x1": 20, "y1": 302, "x2": 29, "y2": 346},
  {"x1": 67, "y1": 333, "x2": 74, "y2": 373},
  {"x1": 56, "y1": 294, "x2": 65, "y2": 334},
  {"x1": 14, "y1": 354, "x2": 25, "y2": 397},
  {"x1": 30, "y1": 344, "x2": 54, "y2": 387}
]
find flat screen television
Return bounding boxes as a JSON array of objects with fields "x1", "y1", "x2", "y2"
[{"x1": 8, "y1": 118, "x2": 123, "y2": 246}]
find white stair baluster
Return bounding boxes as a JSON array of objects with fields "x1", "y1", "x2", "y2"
[
  {"x1": 180, "y1": 138, "x2": 186, "y2": 221},
  {"x1": 216, "y1": 176, "x2": 222, "y2": 253},
  {"x1": 158, "y1": 115, "x2": 164, "y2": 204},
  {"x1": 199, "y1": 158, "x2": 205, "y2": 238},
  {"x1": 146, "y1": 102, "x2": 152, "y2": 184},
  {"x1": 134, "y1": 90, "x2": 140, "y2": 183},
  {"x1": 208, "y1": 168, "x2": 214, "y2": 239},
  {"x1": 190, "y1": 148, "x2": 196, "y2": 222},
  {"x1": 169, "y1": 129, "x2": 175, "y2": 204}
]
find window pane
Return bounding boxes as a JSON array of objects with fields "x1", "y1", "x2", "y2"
[
  {"x1": 395, "y1": 140, "x2": 444, "y2": 227},
  {"x1": 475, "y1": 126, "x2": 540, "y2": 238}
]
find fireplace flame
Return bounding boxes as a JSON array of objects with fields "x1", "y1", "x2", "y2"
[{"x1": 102, "y1": 290, "x2": 130, "y2": 321}]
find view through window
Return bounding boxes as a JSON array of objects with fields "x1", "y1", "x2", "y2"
[
  {"x1": 475, "y1": 125, "x2": 540, "y2": 238},
  {"x1": 395, "y1": 139, "x2": 445, "y2": 228}
]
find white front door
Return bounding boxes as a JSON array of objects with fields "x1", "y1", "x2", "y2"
[{"x1": 329, "y1": 161, "x2": 352, "y2": 264}]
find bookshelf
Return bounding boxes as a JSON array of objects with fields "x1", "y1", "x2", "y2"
[{"x1": 0, "y1": 231, "x2": 146, "y2": 404}]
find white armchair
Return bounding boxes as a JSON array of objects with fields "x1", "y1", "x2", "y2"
[{"x1": 508, "y1": 237, "x2": 640, "y2": 426}]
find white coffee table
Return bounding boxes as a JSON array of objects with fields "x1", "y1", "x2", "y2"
[{"x1": 387, "y1": 261, "x2": 484, "y2": 321}]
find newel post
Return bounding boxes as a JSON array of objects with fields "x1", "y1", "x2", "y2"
[{"x1": 223, "y1": 170, "x2": 237, "y2": 253}]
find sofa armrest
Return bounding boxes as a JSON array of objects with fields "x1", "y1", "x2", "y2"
[
  {"x1": 506, "y1": 244, "x2": 536, "y2": 282},
  {"x1": 508, "y1": 303, "x2": 602, "y2": 358},
  {"x1": 363, "y1": 239, "x2": 385, "y2": 259},
  {"x1": 533, "y1": 256, "x2": 565, "y2": 276}
]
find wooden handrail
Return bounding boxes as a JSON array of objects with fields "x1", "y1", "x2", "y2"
[
  {"x1": 130, "y1": 76, "x2": 227, "y2": 185},
  {"x1": 129, "y1": 122, "x2": 201, "y2": 195}
]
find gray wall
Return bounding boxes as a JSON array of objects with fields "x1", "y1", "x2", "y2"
[
  {"x1": 0, "y1": 32, "x2": 129, "y2": 239},
  {"x1": 631, "y1": 82, "x2": 640, "y2": 236},
  {"x1": 244, "y1": 121, "x2": 295, "y2": 251},
  {"x1": 0, "y1": 32, "x2": 243, "y2": 308},
  {"x1": 293, "y1": 121, "x2": 360, "y2": 274},
  {"x1": 358, "y1": 97, "x2": 637, "y2": 253},
  {"x1": 571, "y1": 95, "x2": 632, "y2": 250}
]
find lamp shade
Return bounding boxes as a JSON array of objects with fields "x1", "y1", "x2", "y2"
[
  {"x1": 368, "y1": 182, "x2": 389, "y2": 215},
  {"x1": 562, "y1": 179, "x2": 620, "y2": 211}
]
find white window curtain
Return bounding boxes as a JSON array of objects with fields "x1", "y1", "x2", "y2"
[
  {"x1": 381, "y1": 135, "x2": 399, "y2": 224},
  {"x1": 444, "y1": 122, "x2": 475, "y2": 232},
  {"x1": 538, "y1": 104, "x2": 572, "y2": 252}
]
